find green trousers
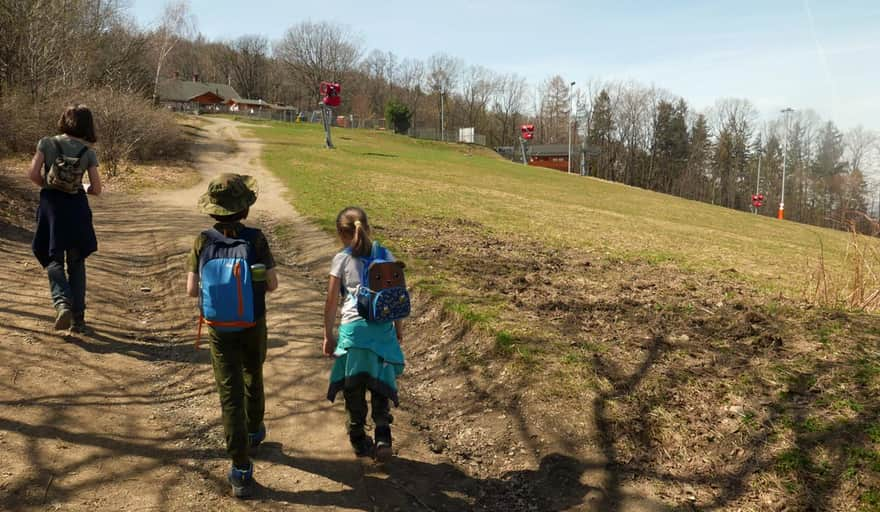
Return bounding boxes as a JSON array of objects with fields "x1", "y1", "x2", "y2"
[
  {"x1": 208, "y1": 317, "x2": 267, "y2": 466},
  {"x1": 343, "y1": 381, "x2": 392, "y2": 438}
]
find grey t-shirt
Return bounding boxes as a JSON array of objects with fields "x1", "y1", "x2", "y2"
[
  {"x1": 37, "y1": 135, "x2": 99, "y2": 189},
  {"x1": 330, "y1": 247, "x2": 396, "y2": 324}
]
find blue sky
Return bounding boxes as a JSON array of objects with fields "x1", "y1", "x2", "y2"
[{"x1": 131, "y1": 0, "x2": 880, "y2": 131}]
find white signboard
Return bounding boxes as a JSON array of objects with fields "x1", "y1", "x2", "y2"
[{"x1": 458, "y1": 127, "x2": 475, "y2": 144}]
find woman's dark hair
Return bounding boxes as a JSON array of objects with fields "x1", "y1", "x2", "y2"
[
  {"x1": 210, "y1": 207, "x2": 249, "y2": 223},
  {"x1": 57, "y1": 104, "x2": 97, "y2": 143}
]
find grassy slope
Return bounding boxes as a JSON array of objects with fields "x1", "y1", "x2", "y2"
[
  {"x1": 250, "y1": 120, "x2": 852, "y2": 292},
  {"x1": 246, "y1": 119, "x2": 880, "y2": 510}
]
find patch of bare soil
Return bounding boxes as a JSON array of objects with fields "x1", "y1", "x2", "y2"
[{"x1": 388, "y1": 216, "x2": 880, "y2": 512}]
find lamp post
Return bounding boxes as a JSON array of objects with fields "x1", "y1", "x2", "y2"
[
  {"x1": 755, "y1": 131, "x2": 762, "y2": 215},
  {"x1": 440, "y1": 87, "x2": 445, "y2": 142},
  {"x1": 778, "y1": 107, "x2": 794, "y2": 220},
  {"x1": 567, "y1": 80, "x2": 576, "y2": 174}
]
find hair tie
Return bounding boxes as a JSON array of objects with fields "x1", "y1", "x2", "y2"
[{"x1": 354, "y1": 220, "x2": 362, "y2": 229}]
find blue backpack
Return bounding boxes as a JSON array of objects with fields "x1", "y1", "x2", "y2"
[
  {"x1": 198, "y1": 228, "x2": 265, "y2": 333},
  {"x1": 346, "y1": 241, "x2": 411, "y2": 323}
]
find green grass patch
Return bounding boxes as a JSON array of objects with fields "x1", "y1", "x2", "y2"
[
  {"x1": 245, "y1": 120, "x2": 860, "y2": 297},
  {"x1": 861, "y1": 489, "x2": 880, "y2": 511},
  {"x1": 775, "y1": 448, "x2": 811, "y2": 473},
  {"x1": 867, "y1": 424, "x2": 880, "y2": 443},
  {"x1": 445, "y1": 300, "x2": 493, "y2": 325}
]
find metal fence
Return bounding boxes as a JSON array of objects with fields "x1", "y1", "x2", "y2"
[{"x1": 231, "y1": 108, "x2": 488, "y2": 147}]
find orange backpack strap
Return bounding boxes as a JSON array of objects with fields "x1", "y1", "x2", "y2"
[{"x1": 195, "y1": 315, "x2": 204, "y2": 349}]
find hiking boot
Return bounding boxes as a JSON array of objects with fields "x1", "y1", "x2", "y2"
[
  {"x1": 69, "y1": 318, "x2": 92, "y2": 335},
  {"x1": 349, "y1": 433, "x2": 374, "y2": 458},
  {"x1": 249, "y1": 423, "x2": 266, "y2": 450},
  {"x1": 227, "y1": 463, "x2": 254, "y2": 499},
  {"x1": 374, "y1": 425, "x2": 393, "y2": 462},
  {"x1": 54, "y1": 306, "x2": 72, "y2": 331}
]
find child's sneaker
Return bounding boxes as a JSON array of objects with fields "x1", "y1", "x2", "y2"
[
  {"x1": 349, "y1": 433, "x2": 374, "y2": 458},
  {"x1": 374, "y1": 425, "x2": 393, "y2": 462},
  {"x1": 227, "y1": 463, "x2": 254, "y2": 498},
  {"x1": 54, "y1": 306, "x2": 72, "y2": 331},
  {"x1": 249, "y1": 423, "x2": 266, "y2": 449}
]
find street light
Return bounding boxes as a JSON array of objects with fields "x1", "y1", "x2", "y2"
[
  {"x1": 778, "y1": 107, "x2": 794, "y2": 220},
  {"x1": 567, "y1": 80, "x2": 576, "y2": 174},
  {"x1": 440, "y1": 86, "x2": 445, "y2": 142}
]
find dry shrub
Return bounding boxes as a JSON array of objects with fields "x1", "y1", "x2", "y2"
[
  {"x1": 805, "y1": 213, "x2": 880, "y2": 311},
  {"x1": 0, "y1": 91, "x2": 66, "y2": 154},
  {"x1": 0, "y1": 88, "x2": 188, "y2": 176}
]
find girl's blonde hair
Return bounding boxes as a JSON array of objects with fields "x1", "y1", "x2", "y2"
[{"x1": 336, "y1": 206, "x2": 372, "y2": 257}]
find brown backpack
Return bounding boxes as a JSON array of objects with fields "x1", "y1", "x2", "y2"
[{"x1": 45, "y1": 137, "x2": 88, "y2": 194}]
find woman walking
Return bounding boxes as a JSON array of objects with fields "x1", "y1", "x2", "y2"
[{"x1": 27, "y1": 104, "x2": 102, "y2": 333}]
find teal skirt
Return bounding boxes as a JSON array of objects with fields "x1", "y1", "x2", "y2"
[{"x1": 327, "y1": 320, "x2": 405, "y2": 405}]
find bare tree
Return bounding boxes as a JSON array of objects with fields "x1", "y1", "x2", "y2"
[
  {"x1": 460, "y1": 65, "x2": 497, "y2": 131},
  {"x1": 151, "y1": 0, "x2": 195, "y2": 102},
  {"x1": 427, "y1": 53, "x2": 462, "y2": 136},
  {"x1": 360, "y1": 49, "x2": 399, "y2": 117},
  {"x1": 614, "y1": 82, "x2": 652, "y2": 184},
  {"x1": 492, "y1": 73, "x2": 528, "y2": 146},
  {"x1": 276, "y1": 21, "x2": 362, "y2": 104},
  {"x1": 538, "y1": 75, "x2": 571, "y2": 144},
  {"x1": 221, "y1": 35, "x2": 269, "y2": 99},
  {"x1": 845, "y1": 125, "x2": 879, "y2": 173},
  {"x1": 397, "y1": 57, "x2": 425, "y2": 128}
]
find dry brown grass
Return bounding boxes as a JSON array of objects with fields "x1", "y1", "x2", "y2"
[
  {"x1": 0, "y1": 88, "x2": 189, "y2": 176},
  {"x1": 806, "y1": 213, "x2": 880, "y2": 311}
]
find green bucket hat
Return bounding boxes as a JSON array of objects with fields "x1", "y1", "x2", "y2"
[{"x1": 198, "y1": 173, "x2": 258, "y2": 216}]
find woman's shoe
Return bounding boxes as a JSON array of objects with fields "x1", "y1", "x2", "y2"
[
  {"x1": 54, "y1": 306, "x2": 72, "y2": 330},
  {"x1": 69, "y1": 321, "x2": 92, "y2": 335}
]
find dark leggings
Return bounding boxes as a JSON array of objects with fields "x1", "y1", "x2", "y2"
[{"x1": 343, "y1": 383, "x2": 392, "y2": 437}]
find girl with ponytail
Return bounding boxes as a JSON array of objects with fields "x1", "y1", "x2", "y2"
[{"x1": 322, "y1": 206, "x2": 405, "y2": 462}]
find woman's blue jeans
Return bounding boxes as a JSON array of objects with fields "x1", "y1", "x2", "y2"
[{"x1": 46, "y1": 248, "x2": 86, "y2": 319}]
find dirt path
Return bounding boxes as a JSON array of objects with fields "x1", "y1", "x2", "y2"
[
  {"x1": 1, "y1": 118, "x2": 676, "y2": 511},
  {"x1": 0, "y1": 118, "x2": 509, "y2": 511}
]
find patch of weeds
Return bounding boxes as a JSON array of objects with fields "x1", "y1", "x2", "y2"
[
  {"x1": 861, "y1": 489, "x2": 880, "y2": 511},
  {"x1": 454, "y1": 346, "x2": 483, "y2": 368},
  {"x1": 830, "y1": 397, "x2": 864, "y2": 413},
  {"x1": 445, "y1": 301, "x2": 491, "y2": 325},
  {"x1": 816, "y1": 320, "x2": 842, "y2": 345},
  {"x1": 638, "y1": 251, "x2": 677, "y2": 265},
  {"x1": 782, "y1": 479, "x2": 800, "y2": 494},
  {"x1": 493, "y1": 330, "x2": 541, "y2": 366},
  {"x1": 775, "y1": 448, "x2": 811, "y2": 473},
  {"x1": 740, "y1": 411, "x2": 757, "y2": 429},
  {"x1": 495, "y1": 330, "x2": 516, "y2": 354},
  {"x1": 764, "y1": 301, "x2": 781, "y2": 316},
  {"x1": 514, "y1": 345, "x2": 538, "y2": 366},
  {"x1": 855, "y1": 359, "x2": 880, "y2": 387},
  {"x1": 732, "y1": 373, "x2": 758, "y2": 395},
  {"x1": 799, "y1": 416, "x2": 826, "y2": 433},
  {"x1": 847, "y1": 447, "x2": 880, "y2": 473},
  {"x1": 785, "y1": 372, "x2": 817, "y2": 395},
  {"x1": 867, "y1": 424, "x2": 880, "y2": 443},
  {"x1": 414, "y1": 278, "x2": 446, "y2": 296}
]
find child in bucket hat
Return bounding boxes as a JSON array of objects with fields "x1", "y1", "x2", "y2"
[{"x1": 186, "y1": 173, "x2": 278, "y2": 498}]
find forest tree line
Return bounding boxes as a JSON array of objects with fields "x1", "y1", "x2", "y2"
[{"x1": 1, "y1": 0, "x2": 878, "y2": 229}]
